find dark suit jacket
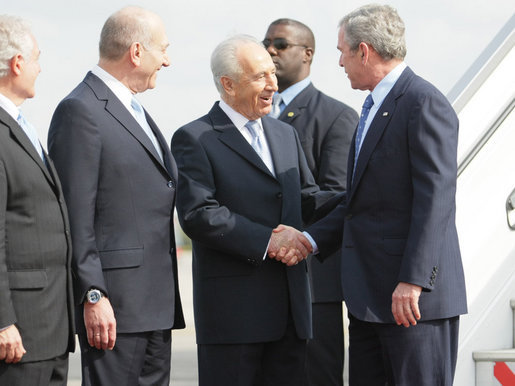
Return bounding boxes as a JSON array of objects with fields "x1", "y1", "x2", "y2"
[
  {"x1": 278, "y1": 83, "x2": 358, "y2": 302},
  {"x1": 171, "y1": 103, "x2": 334, "y2": 344},
  {"x1": 308, "y1": 67, "x2": 467, "y2": 323},
  {"x1": 48, "y1": 72, "x2": 185, "y2": 334},
  {"x1": 0, "y1": 107, "x2": 75, "y2": 363}
]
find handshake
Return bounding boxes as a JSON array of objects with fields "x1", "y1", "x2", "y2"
[{"x1": 267, "y1": 225, "x2": 313, "y2": 266}]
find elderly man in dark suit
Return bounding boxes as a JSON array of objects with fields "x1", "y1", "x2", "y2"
[
  {"x1": 302, "y1": 4, "x2": 467, "y2": 385},
  {"x1": 0, "y1": 15, "x2": 75, "y2": 385},
  {"x1": 264, "y1": 18, "x2": 358, "y2": 386},
  {"x1": 48, "y1": 6, "x2": 184, "y2": 386},
  {"x1": 171, "y1": 35, "x2": 336, "y2": 386}
]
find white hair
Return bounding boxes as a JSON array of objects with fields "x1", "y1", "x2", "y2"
[
  {"x1": 0, "y1": 15, "x2": 34, "y2": 78},
  {"x1": 210, "y1": 34, "x2": 262, "y2": 96}
]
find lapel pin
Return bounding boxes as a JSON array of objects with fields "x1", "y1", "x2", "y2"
[
  {"x1": 287, "y1": 112, "x2": 294, "y2": 117},
  {"x1": 382, "y1": 112, "x2": 389, "y2": 116}
]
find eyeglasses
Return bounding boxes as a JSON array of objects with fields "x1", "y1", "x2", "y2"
[{"x1": 262, "y1": 38, "x2": 307, "y2": 51}]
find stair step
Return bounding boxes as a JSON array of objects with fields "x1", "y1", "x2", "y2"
[{"x1": 474, "y1": 349, "x2": 515, "y2": 385}]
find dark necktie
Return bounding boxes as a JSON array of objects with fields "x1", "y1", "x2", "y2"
[{"x1": 352, "y1": 94, "x2": 374, "y2": 179}]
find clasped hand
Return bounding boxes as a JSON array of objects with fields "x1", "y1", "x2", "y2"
[{"x1": 267, "y1": 225, "x2": 312, "y2": 266}]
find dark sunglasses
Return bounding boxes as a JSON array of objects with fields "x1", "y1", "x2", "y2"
[{"x1": 262, "y1": 38, "x2": 307, "y2": 51}]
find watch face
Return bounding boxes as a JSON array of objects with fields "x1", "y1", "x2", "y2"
[{"x1": 88, "y1": 290, "x2": 101, "y2": 303}]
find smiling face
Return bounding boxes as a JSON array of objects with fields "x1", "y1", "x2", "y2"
[
  {"x1": 226, "y1": 43, "x2": 278, "y2": 120},
  {"x1": 134, "y1": 21, "x2": 170, "y2": 92}
]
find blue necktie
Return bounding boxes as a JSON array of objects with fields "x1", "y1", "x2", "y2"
[
  {"x1": 268, "y1": 93, "x2": 283, "y2": 119},
  {"x1": 17, "y1": 112, "x2": 45, "y2": 162},
  {"x1": 131, "y1": 97, "x2": 163, "y2": 161},
  {"x1": 245, "y1": 120, "x2": 264, "y2": 158},
  {"x1": 352, "y1": 94, "x2": 374, "y2": 179}
]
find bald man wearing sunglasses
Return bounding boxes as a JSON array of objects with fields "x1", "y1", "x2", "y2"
[{"x1": 264, "y1": 19, "x2": 358, "y2": 386}]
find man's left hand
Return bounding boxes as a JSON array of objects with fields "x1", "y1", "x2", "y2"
[{"x1": 391, "y1": 282, "x2": 422, "y2": 327}]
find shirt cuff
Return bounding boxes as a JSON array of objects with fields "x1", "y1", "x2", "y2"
[{"x1": 303, "y1": 231, "x2": 318, "y2": 254}]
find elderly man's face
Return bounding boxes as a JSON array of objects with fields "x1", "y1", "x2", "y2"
[
  {"x1": 18, "y1": 34, "x2": 41, "y2": 101},
  {"x1": 136, "y1": 21, "x2": 170, "y2": 93},
  {"x1": 229, "y1": 43, "x2": 278, "y2": 120}
]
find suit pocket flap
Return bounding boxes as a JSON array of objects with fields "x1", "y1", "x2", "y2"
[
  {"x1": 99, "y1": 248, "x2": 143, "y2": 269},
  {"x1": 8, "y1": 270, "x2": 47, "y2": 289},
  {"x1": 383, "y1": 238, "x2": 406, "y2": 255}
]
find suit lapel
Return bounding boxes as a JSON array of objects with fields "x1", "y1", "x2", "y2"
[
  {"x1": 211, "y1": 103, "x2": 274, "y2": 178},
  {"x1": 278, "y1": 83, "x2": 315, "y2": 125},
  {"x1": 0, "y1": 108, "x2": 55, "y2": 187},
  {"x1": 348, "y1": 67, "x2": 415, "y2": 202},
  {"x1": 83, "y1": 73, "x2": 171, "y2": 178}
]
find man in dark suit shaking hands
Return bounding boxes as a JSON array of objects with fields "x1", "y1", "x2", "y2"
[
  {"x1": 0, "y1": 15, "x2": 75, "y2": 385},
  {"x1": 48, "y1": 6, "x2": 184, "y2": 386},
  {"x1": 264, "y1": 19, "x2": 358, "y2": 386},
  {"x1": 304, "y1": 4, "x2": 467, "y2": 385},
  {"x1": 172, "y1": 35, "x2": 335, "y2": 386}
]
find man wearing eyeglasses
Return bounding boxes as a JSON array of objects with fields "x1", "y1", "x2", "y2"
[{"x1": 264, "y1": 19, "x2": 358, "y2": 386}]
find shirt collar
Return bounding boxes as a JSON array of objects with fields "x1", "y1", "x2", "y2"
[
  {"x1": 91, "y1": 65, "x2": 135, "y2": 113},
  {"x1": 219, "y1": 99, "x2": 263, "y2": 132},
  {"x1": 371, "y1": 62, "x2": 407, "y2": 109},
  {"x1": 279, "y1": 76, "x2": 311, "y2": 106},
  {"x1": 0, "y1": 92, "x2": 21, "y2": 121}
]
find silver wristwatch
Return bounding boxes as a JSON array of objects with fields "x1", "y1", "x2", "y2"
[{"x1": 86, "y1": 288, "x2": 104, "y2": 304}]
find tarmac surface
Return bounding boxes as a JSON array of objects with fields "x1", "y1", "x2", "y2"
[{"x1": 67, "y1": 249, "x2": 348, "y2": 385}]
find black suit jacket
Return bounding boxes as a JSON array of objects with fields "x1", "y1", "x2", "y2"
[
  {"x1": 308, "y1": 67, "x2": 467, "y2": 323},
  {"x1": 48, "y1": 72, "x2": 185, "y2": 333},
  {"x1": 278, "y1": 83, "x2": 358, "y2": 302},
  {"x1": 171, "y1": 103, "x2": 334, "y2": 344},
  {"x1": 0, "y1": 107, "x2": 75, "y2": 363}
]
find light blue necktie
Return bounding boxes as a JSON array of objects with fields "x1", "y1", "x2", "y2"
[
  {"x1": 352, "y1": 94, "x2": 374, "y2": 179},
  {"x1": 131, "y1": 97, "x2": 163, "y2": 161},
  {"x1": 245, "y1": 120, "x2": 264, "y2": 159},
  {"x1": 268, "y1": 93, "x2": 283, "y2": 119},
  {"x1": 17, "y1": 112, "x2": 45, "y2": 162}
]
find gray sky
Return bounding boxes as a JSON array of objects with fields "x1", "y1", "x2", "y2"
[{"x1": 3, "y1": 0, "x2": 514, "y2": 144}]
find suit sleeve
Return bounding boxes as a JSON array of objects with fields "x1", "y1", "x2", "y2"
[
  {"x1": 399, "y1": 90, "x2": 459, "y2": 289},
  {"x1": 317, "y1": 107, "x2": 358, "y2": 192},
  {"x1": 0, "y1": 159, "x2": 16, "y2": 328},
  {"x1": 171, "y1": 127, "x2": 273, "y2": 265},
  {"x1": 297, "y1": 128, "x2": 339, "y2": 225},
  {"x1": 48, "y1": 98, "x2": 107, "y2": 303}
]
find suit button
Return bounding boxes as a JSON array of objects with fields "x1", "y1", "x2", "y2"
[
  {"x1": 345, "y1": 214, "x2": 353, "y2": 220},
  {"x1": 167, "y1": 181, "x2": 174, "y2": 188},
  {"x1": 276, "y1": 192, "x2": 283, "y2": 199}
]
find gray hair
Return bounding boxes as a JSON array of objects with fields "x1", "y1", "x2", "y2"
[
  {"x1": 0, "y1": 15, "x2": 34, "y2": 78},
  {"x1": 99, "y1": 6, "x2": 160, "y2": 61},
  {"x1": 210, "y1": 34, "x2": 262, "y2": 96},
  {"x1": 339, "y1": 4, "x2": 406, "y2": 60}
]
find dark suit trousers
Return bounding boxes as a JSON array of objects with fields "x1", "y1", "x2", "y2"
[
  {"x1": 0, "y1": 353, "x2": 68, "y2": 386},
  {"x1": 79, "y1": 329, "x2": 171, "y2": 386},
  {"x1": 198, "y1": 316, "x2": 306, "y2": 386},
  {"x1": 348, "y1": 314, "x2": 459, "y2": 386},
  {"x1": 304, "y1": 302, "x2": 344, "y2": 386}
]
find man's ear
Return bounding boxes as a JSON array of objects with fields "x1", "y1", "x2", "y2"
[
  {"x1": 359, "y1": 42, "x2": 370, "y2": 64},
  {"x1": 220, "y1": 76, "x2": 235, "y2": 96},
  {"x1": 11, "y1": 54, "x2": 24, "y2": 76},
  {"x1": 129, "y1": 42, "x2": 144, "y2": 66},
  {"x1": 303, "y1": 47, "x2": 314, "y2": 64}
]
